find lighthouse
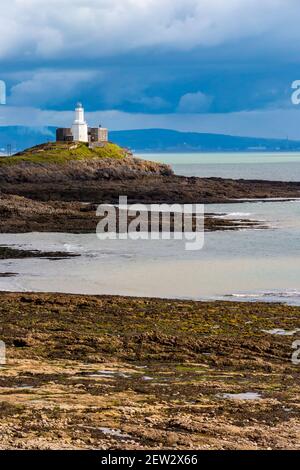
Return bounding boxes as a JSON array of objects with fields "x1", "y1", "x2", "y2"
[
  {"x1": 71, "y1": 102, "x2": 88, "y2": 142},
  {"x1": 56, "y1": 102, "x2": 108, "y2": 144}
]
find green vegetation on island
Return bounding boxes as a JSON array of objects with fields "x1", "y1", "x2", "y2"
[{"x1": 0, "y1": 141, "x2": 128, "y2": 165}]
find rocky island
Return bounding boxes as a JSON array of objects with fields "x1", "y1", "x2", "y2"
[
  {"x1": 0, "y1": 140, "x2": 266, "y2": 234},
  {"x1": 1, "y1": 141, "x2": 300, "y2": 205},
  {"x1": 0, "y1": 139, "x2": 299, "y2": 234}
]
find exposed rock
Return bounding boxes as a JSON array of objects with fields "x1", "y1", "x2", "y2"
[
  {"x1": 0, "y1": 193, "x2": 259, "y2": 234},
  {"x1": 0, "y1": 292, "x2": 299, "y2": 450}
]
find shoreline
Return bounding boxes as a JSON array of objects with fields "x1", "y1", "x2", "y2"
[
  {"x1": 0, "y1": 291, "x2": 299, "y2": 450},
  {"x1": 0, "y1": 286, "x2": 299, "y2": 307},
  {"x1": 2, "y1": 174, "x2": 300, "y2": 204},
  {"x1": 0, "y1": 193, "x2": 262, "y2": 234}
]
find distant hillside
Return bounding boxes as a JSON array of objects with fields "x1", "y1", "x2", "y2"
[
  {"x1": 0, "y1": 126, "x2": 56, "y2": 154},
  {"x1": 111, "y1": 129, "x2": 300, "y2": 152},
  {"x1": 1, "y1": 126, "x2": 300, "y2": 153}
]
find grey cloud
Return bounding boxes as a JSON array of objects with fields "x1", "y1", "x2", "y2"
[
  {"x1": 9, "y1": 70, "x2": 99, "y2": 106},
  {"x1": 177, "y1": 91, "x2": 213, "y2": 113},
  {"x1": 0, "y1": 0, "x2": 299, "y2": 60}
]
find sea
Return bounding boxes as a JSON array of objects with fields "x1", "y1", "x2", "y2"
[
  {"x1": 0, "y1": 152, "x2": 300, "y2": 305},
  {"x1": 139, "y1": 151, "x2": 300, "y2": 181}
]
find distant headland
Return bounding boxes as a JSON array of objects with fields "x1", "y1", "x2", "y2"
[{"x1": 1, "y1": 126, "x2": 300, "y2": 155}]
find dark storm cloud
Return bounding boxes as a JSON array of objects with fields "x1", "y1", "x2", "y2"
[{"x1": 1, "y1": 0, "x2": 300, "y2": 136}]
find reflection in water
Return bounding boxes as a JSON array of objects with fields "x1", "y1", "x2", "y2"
[{"x1": 0, "y1": 200, "x2": 299, "y2": 304}]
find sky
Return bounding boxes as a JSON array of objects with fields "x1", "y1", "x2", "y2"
[{"x1": 1, "y1": 0, "x2": 300, "y2": 138}]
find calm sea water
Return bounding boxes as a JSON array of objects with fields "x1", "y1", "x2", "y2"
[
  {"x1": 137, "y1": 152, "x2": 300, "y2": 181},
  {"x1": 0, "y1": 199, "x2": 299, "y2": 305}
]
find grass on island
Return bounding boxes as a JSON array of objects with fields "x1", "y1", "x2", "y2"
[{"x1": 0, "y1": 141, "x2": 127, "y2": 165}]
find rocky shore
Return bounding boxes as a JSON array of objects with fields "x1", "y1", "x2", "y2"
[
  {"x1": 0, "y1": 292, "x2": 299, "y2": 450},
  {"x1": 2, "y1": 174, "x2": 300, "y2": 205},
  {"x1": 0, "y1": 246, "x2": 79, "y2": 260},
  {"x1": 0, "y1": 193, "x2": 260, "y2": 234}
]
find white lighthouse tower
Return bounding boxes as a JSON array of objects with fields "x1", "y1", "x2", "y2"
[{"x1": 71, "y1": 102, "x2": 88, "y2": 142}]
